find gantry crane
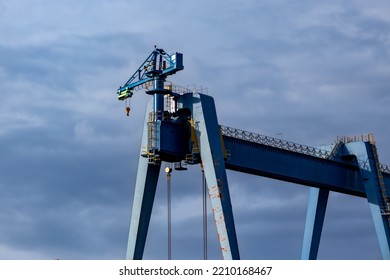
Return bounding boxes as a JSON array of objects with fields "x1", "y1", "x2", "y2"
[{"x1": 117, "y1": 47, "x2": 390, "y2": 260}]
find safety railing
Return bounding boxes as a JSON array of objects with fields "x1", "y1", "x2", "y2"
[
  {"x1": 169, "y1": 84, "x2": 209, "y2": 95},
  {"x1": 220, "y1": 125, "x2": 331, "y2": 159},
  {"x1": 335, "y1": 134, "x2": 376, "y2": 145}
]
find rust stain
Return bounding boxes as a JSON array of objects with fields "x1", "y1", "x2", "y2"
[
  {"x1": 212, "y1": 206, "x2": 221, "y2": 213},
  {"x1": 209, "y1": 185, "x2": 222, "y2": 199},
  {"x1": 221, "y1": 247, "x2": 230, "y2": 253}
]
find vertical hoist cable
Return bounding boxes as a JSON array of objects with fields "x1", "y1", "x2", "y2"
[
  {"x1": 165, "y1": 165, "x2": 172, "y2": 260},
  {"x1": 201, "y1": 166, "x2": 208, "y2": 260}
]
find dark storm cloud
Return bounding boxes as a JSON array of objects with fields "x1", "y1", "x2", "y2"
[
  {"x1": 0, "y1": 111, "x2": 133, "y2": 259},
  {"x1": 0, "y1": 29, "x2": 143, "y2": 259},
  {"x1": 0, "y1": 0, "x2": 389, "y2": 260}
]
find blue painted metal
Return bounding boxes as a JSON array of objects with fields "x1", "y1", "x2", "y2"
[
  {"x1": 126, "y1": 92, "x2": 240, "y2": 260},
  {"x1": 301, "y1": 143, "x2": 334, "y2": 260},
  {"x1": 156, "y1": 120, "x2": 188, "y2": 162},
  {"x1": 120, "y1": 48, "x2": 390, "y2": 260},
  {"x1": 125, "y1": 98, "x2": 390, "y2": 259},
  {"x1": 117, "y1": 47, "x2": 183, "y2": 100},
  {"x1": 180, "y1": 93, "x2": 240, "y2": 260},
  {"x1": 126, "y1": 101, "x2": 161, "y2": 260},
  {"x1": 222, "y1": 135, "x2": 365, "y2": 197},
  {"x1": 117, "y1": 47, "x2": 183, "y2": 120},
  {"x1": 222, "y1": 132, "x2": 390, "y2": 196},
  {"x1": 343, "y1": 142, "x2": 390, "y2": 259},
  {"x1": 151, "y1": 78, "x2": 165, "y2": 120},
  {"x1": 222, "y1": 129, "x2": 389, "y2": 259},
  {"x1": 301, "y1": 188, "x2": 329, "y2": 260}
]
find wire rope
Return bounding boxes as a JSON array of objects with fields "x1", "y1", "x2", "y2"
[
  {"x1": 202, "y1": 167, "x2": 208, "y2": 260},
  {"x1": 165, "y1": 165, "x2": 172, "y2": 260}
]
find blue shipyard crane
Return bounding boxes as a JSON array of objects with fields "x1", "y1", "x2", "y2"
[
  {"x1": 117, "y1": 47, "x2": 390, "y2": 260},
  {"x1": 117, "y1": 47, "x2": 239, "y2": 259}
]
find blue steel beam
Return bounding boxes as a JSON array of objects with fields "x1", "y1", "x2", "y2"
[
  {"x1": 180, "y1": 93, "x2": 240, "y2": 260},
  {"x1": 344, "y1": 142, "x2": 390, "y2": 259},
  {"x1": 126, "y1": 102, "x2": 161, "y2": 260},
  {"x1": 223, "y1": 136, "x2": 378, "y2": 197},
  {"x1": 222, "y1": 134, "x2": 390, "y2": 259},
  {"x1": 126, "y1": 160, "x2": 160, "y2": 259},
  {"x1": 301, "y1": 188, "x2": 329, "y2": 260}
]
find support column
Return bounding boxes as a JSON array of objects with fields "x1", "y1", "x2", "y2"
[
  {"x1": 345, "y1": 142, "x2": 390, "y2": 259},
  {"x1": 301, "y1": 187, "x2": 329, "y2": 259},
  {"x1": 186, "y1": 93, "x2": 240, "y2": 260},
  {"x1": 126, "y1": 101, "x2": 161, "y2": 260}
]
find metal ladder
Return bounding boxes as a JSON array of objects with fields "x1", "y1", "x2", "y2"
[{"x1": 145, "y1": 112, "x2": 160, "y2": 165}]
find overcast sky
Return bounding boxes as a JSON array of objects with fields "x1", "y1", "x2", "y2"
[{"x1": 1, "y1": 0, "x2": 390, "y2": 260}]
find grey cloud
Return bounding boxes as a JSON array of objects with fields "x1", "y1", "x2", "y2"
[{"x1": 0, "y1": 0, "x2": 389, "y2": 260}]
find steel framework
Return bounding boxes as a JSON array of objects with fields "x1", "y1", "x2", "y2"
[
  {"x1": 125, "y1": 92, "x2": 390, "y2": 260},
  {"x1": 117, "y1": 48, "x2": 389, "y2": 260}
]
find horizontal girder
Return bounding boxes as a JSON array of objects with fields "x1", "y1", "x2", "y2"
[{"x1": 222, "y1": 135, "x2": 390, "y2": 198}]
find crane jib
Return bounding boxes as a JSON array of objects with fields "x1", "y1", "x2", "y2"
[{"x1": 117, "y1": 47, "x2": 183, "y2": 101}]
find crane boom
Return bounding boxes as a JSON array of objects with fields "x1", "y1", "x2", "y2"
[{"x1": 117, "y1": 47, "x2": 183, "y2": 101}]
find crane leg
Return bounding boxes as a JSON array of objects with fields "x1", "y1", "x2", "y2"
[
  {"x1": 345, "y1": 142, "x2": 390, "y2": 259},
  {"x1": 301, "y1": 187, "x2": 329, "y2": 259},
  {"x1": 183, "y1": 93, "x2": 240, "y2": 260},
  {"x1": 126, "y1": 101, "x2": 161, "y2": 260}
]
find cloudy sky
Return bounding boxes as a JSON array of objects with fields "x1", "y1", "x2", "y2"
[{"x1": 1, "y1": 0, "x2": 390, "y2": 260}]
